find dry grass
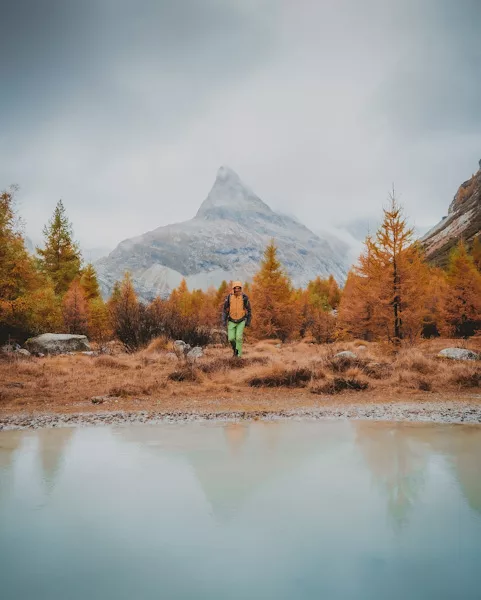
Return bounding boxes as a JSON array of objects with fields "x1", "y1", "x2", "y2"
[
  {"x1": 0, "y1": 338, "x2": 480, "y2": 415},
  {"x1": 94, "y1": 355, "x2": 131, "y2": 370}
]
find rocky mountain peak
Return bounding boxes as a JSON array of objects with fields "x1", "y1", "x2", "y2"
[
  {"x1": 196, "y1": 165, "x2": 272, "y2": 219},
  {"x1": 96, "y1": 166, "x2": 349, "y2": 300},
  {"x1": 423, "y1": 159, "x2": 481, "y2": 266}
]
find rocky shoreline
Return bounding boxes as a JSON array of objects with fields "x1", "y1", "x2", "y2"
[{"x1": 1, "y1": 400, "x2": 481, "y2": 430}]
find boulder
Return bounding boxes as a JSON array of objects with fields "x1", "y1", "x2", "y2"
[
  {"x1": 186, "y1": 346, "x2": 203, "y2": 362},
  {"x1": 209, "y1": 328, "x2": 229, "y2": 346},
  {"x1": 173, "y1": 340, "x2": 191, "y2": 359},
  {"x1": 16, "y1": 349, "x2": 31, "y2": 357},
  {"x1": 25, "y1": 333, "x2": 91, "y2": 355},
  {"x1": 1, "y1": 343, "x2": 20, "y2": 354},
  {"x1": 334, "y1": 351, "x2": 358, "y2": 360},
  {"x1": 437, "y1": 348, "x2": 479, "y2": 361}
]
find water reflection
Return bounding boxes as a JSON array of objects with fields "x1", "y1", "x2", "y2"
[
  {"x1": 422, "y1": 425, "x2": 481, "y2": 515},
  {"x1": 36, "y1": 427, "x2": 74, "y2": 491},
  {"x1": 354, "y1": 422, "x2": 428, "y2": 526},
  {"x1": 1, "y1": 421, "x2": 480, "y2": 600}
]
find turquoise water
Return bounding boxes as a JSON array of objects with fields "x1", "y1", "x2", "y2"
[{"x1": 1, "y1": 420, "x2": 481, "y2": 600}]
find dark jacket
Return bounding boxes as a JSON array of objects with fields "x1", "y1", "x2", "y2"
[{"x1": 222, "y1": 293, "x2": 252, "y2": 326}]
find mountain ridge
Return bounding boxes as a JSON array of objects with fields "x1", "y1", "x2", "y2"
[
  {"x1": 95, "y1": 167, "x2": 349, "y2": 300},
  {"x1": 422, "y1": 159, "x2": 481, "y2": 266}
]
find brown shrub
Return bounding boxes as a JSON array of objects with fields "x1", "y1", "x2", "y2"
[
  {"x1": 311, "y1": 376, "x2": 369, "y2": 394},
  {"x1": 168, "y1": 366, "x2": 200, "y2": 382},
  {"x1": 94, "y1": 356, "x2": 130, "y2": 370},
  {"x1": 109, "y1": 384, "x2": 151, "y2": 397},
  {"x1": 199, "y1": 356, "x2": 269, "y2": 374},
  {"x1": 451, "y1": 370, "x2": 481, "y2": 388},
  {"x1": 363, "y1": 362, "x2": 393, "y2": 380},
  {"x1": 247, "y1": 366, "x2": 312, "y2": 388},
  {"x1": 394, "y1": 349, "x2": 438, "y2": 375},
  {"x1": 418, "y1": 379, "x2": 433, "y2": 392},
  {"x1": 326, "y1": 355, "x2": 368, "y2": 373},
  {"x1": 145, "y1": 335, "x2": 170, "y2": 353}
]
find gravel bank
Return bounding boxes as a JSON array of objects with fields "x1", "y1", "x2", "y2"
[{"x1": 1, "y1": 401, "x2": 481, "y2": 430}]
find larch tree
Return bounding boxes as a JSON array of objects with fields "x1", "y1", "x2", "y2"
[
  {"x1": 368, "y1": 194, "x2": 429, "y2": 342},
  {"x1": 441, "y1": 241, "x2": 481, "y2": 337},
  {"x1": 62, "y1": 279, "x2": 89, "y2": 335},
  {"x1": 37, "y1": 200, "x2": 82, "y2": 295},
  {"x1": 0, "y1": 187, "x2": 48, "y2": 337},
  {"x1": 80, "y1": 263, "x2": 101, "y2": 300},
  {"x1": 327, "y1": 275, "x2": 342, "y2": 309},
  {"x1": 422, "y1": 267, "x2": 449, "y2": 338},
  {"x1": 251, "y1": 241, "x2": 298, "y2": 341},
  {"x1": 108, "y1": 273, "x2": 141, "y2": 350},
  {"x1": 337, "y1": 237, "x2": 379, "y2": 341},
  {"x1": 338, "y1": 195, "x2": 430, "y2": 343},
  {"x1": 87, "y1": 297, "x2": 111, "y2": 343},
  {"x1": 471, "y1": 235, "x2": 481, "y2": 271}
]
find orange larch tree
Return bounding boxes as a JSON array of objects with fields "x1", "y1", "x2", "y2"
[
  {"x1": 471, "y1": 235, "x2": 481, "y2": 271},
  {"x1": 441, "y1": 241, "x2": 481, "y2": 337},
  {"x1": 62, "y1": 279, "x2": 89, "y2": 334},
  {"x1": 251, "y1": 242, "x2": 298, "y2": 341}
]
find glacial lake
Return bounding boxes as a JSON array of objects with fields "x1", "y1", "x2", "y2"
[{"x1": 1, "y1": 420, "x2": 481, "y2": 600}]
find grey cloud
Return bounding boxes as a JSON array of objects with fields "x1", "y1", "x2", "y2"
[
  {"x1": 373, "y1": 0, "x2": 481, "y2": 134},
  {"x1": 1, "y1": 0, "x2": 480, "y2": 252}
]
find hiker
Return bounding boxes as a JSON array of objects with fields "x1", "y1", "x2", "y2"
[{"x1": 222, "y1": 281, "x2": 252, "y2": 357}]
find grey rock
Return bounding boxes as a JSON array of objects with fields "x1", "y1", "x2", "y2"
[
  {"x1": 438, "y1": 348, "x2": 479, "y2": 361},
  {"x1": 91, "y1": 396, "x2": 109, "y2": 404},
  {"x1": 334, "y1": 351, "x2": 358, "y2": 360},
  {"x1": 25, "y1": 333, "x2": 91, "y2": 355},
  {"x1": 81, "y1": 351, "x2": 98, "y2": 357},
  {"x1": 16, "y1": 349, "x2": 31, "y2": 357},
  {"x1": 186, "y1": 346, "x2": 203, "y2": 362},
  {"x1": 356, "y1": 345, "x2": 367, "y2": 351},
  {"x1": 209, "y1": 328, "x2": 229, "y2": 345},
  {"x1": 1, "y1": 343, "x2": 20, "y2": 354},
  {"x1": 173, "y1": 340, "x2": 191, "y2": 358}
]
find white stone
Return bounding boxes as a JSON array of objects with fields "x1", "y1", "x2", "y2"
[
  {"x1": 438, "y1": 348, "x2": 479, "y2": 361},
  {"x1": 186, "y1": 346, "x2": 203, "y2": 362},
  {"x1": 334, "y1": 351, "x2": 358, "y2": 360},
  {"x1": 16, "y1": 349, "x2": 31, "y2": 357}
]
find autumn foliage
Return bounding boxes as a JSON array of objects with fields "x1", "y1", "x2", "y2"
[{"x1": 1, "y1": 185, "x2": 481, "y2": 347}]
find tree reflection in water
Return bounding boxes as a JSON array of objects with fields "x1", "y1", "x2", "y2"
[{"x1": 354, "y1": 421, "x2": 428, "y2": 526}]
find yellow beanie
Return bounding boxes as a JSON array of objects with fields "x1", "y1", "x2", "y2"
[{"x1": 232, "y1": 281, "x2": 243, "y2": 290}]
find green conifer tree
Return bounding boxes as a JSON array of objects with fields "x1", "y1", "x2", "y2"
[{"x1": 37, "y1": 200, "x2": 82, "y2": 295}]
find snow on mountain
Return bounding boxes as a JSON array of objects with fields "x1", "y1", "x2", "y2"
[{"x1": 96, "y1": 166, "x2": 349, "y2": 300}]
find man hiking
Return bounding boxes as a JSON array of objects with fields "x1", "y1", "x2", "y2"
[{"x1": 222, "y1": 281, "x2": 252, "y2": 357}]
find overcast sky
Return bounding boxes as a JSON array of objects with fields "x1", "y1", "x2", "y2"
[{"x1": 2, "y1": 0, "x2": 480, "y2": 252}]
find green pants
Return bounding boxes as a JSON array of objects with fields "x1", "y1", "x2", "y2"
[{"x1": 227, "y1": 320, "x2": 246, "y2": 356}]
